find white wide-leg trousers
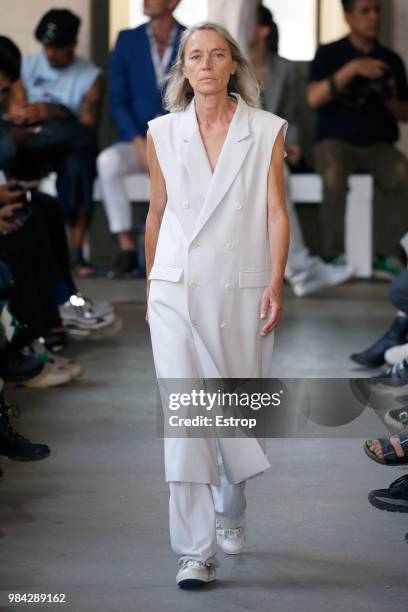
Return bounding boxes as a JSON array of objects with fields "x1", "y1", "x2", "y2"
[{"x1": 168, "y1": 440, "x2": 246, "y2": 565}]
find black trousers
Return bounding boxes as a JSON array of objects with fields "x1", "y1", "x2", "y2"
[
  {"x1": 0, "y1": 192, "x2": 76, "y2": 344},
  {"x1": 12, "y1": 148, "x2": 97, "y2": 227}
]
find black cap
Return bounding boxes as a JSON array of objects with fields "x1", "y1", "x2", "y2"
[
  {"x1": 35, "y1": 9, "x2": 80, "y2": 48},
  {"x1": 0, "y1": 36, "x2": 21, "y2": 81}
]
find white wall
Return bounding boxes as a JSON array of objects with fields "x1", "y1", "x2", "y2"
[{"x1": 0, "y1": 0, "x2": 92, "y2": 59}]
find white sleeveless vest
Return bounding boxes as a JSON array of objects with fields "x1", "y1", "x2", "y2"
[{"x1": 147, "y1": 93, "x2": 287, "y2": 484}]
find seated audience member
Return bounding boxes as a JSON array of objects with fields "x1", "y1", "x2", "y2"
[
  {"x1": 97, "y1": 0, "x2": 184, "y2": 277},
  {"x1": 0, "y1": 37, "x2": 34, "y2": 170},
  {"x1": 307, "y1": 0, "x2": 408, "y2": 277},
  {"x1": 351, "y1": 270, "x2": 408, "y2": 367},
  {"x1": 0, "y1": 36, "x2": 117, "y2": 388},
  {"x1": 251, "y1": 5, "x2": 353, "y2": 296},
  {"x1": 9, "y1": 9, "x2": 104, "y2": 277}
]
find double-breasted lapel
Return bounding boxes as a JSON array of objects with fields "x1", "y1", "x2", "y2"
[
  {"x1": 178, "y1": 100, "x2": 213, "y2": 204},
  {"x1": 178, "y1": 93, "x2": 253, "y2": 243}
]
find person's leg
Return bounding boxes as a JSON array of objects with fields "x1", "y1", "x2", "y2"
[
  {"x1": 284, "y1": 165, "x2": 354, "y2": 295},
  {"x1": 361, "y1": 143, "x2": 408, "y2": 258},
  {"x1": 314, "y1": 139, "x2": 359, "y2": 260},
  {"x1": 97, "y1": 143, "x2": 144, "y2": 252},
  {"x1": 210, "y1": 439, "x2": 246, "y2": 555},
  {"x1": 56, "y1": 149, "x2": 97, "y2": 276},
  {"x1": 1, "y1": 208, "x2": 62, "y2": 345},
  {"x1": 351, "y1": 271, "x2": 408, "y2": 367},
  {"x1": 389, "y1": 271, "x2": 408, "y2": 315},
  {"x1": 211, "y1": 439, "x2": 246, "y2": 530},
  {"x1": 32, "y1": 191, "x2": 76, "y2": 296},
  {"x1": 168, "y1": 481, "x2": 218, "y2": 565},
  {"x1": 284, "y1": 164, "x2": 316, "y2": 275}
]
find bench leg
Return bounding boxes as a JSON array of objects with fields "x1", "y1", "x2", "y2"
[{"x1": 345, "y1": 196, "x2": 372, "y2": 278}]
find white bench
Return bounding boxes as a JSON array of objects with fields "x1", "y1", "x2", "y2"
[
  {"x1": 290, "y1": 174, "x2": 373, "y2": 278},
  {"x1": 40, "y1": 172, "x2": 373, "y2": 278}
]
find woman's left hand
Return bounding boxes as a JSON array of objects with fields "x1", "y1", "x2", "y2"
[{"x1": 260, "y1": 286, "x2": 282, "y2": 336}]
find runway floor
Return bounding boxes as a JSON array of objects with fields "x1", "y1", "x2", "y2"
[{"x1": 1, "y1": 279, "x2": 407, "y2": 612}]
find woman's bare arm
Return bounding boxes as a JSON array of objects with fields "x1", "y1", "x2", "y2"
[
  {"x1": 145, "y1": 129, "x2": 167, "y2": 295},
  {"x1": 260, "y1": 127, "x2": 289, "y2": 336}
]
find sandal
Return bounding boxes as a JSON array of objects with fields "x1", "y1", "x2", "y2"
[{"x1": 363, "y1": 432, "x2": 408, "y2": 465}]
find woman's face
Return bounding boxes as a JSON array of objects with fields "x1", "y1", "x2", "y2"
[{"x1": 183, "y1": 29, "x2": 236, "y2": 97}]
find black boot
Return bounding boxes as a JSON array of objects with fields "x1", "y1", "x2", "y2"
[
  {"x1": 350, "y1": 316, "x2": 408, "y2": 368},
  {"x1": 0, "y1": 397, "x2": 50, "y2": 461}
]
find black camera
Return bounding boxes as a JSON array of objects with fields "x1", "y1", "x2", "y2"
[{"x1": 371, "y1": 69, "x2": 393, "y2": 100}]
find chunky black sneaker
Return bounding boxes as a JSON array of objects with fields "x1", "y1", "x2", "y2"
[
  {"x1": 350, "y1": 316, "x2": 408, "y2": 368},
  {"x1": 0, "y1": 401, "x2": 50, "y2": 462},
  {"x1": 369, "y1": 475, "x2": 408, "y2": 513},
  {"x1": 108, "y1": 250, "x2": 138, "y2": 278},
  {"x1": 369, "y1": 359, "x2": 408, "y2": 395},
  {"x1": 384, "y1": 407, "x2": 408, "y2": 430}
]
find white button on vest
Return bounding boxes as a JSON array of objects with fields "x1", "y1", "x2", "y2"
[
  {"x1": 220, "y1": 321, "x2": 228, "y2": 328},
  {"x1": 224, "y1": 282, "x2": 232, "y2": 290},
  {"x1": 235, "y1": 202, "x2": 242, "y2": 210},
  {"x1": 182, "y1": 200, "x2": 190, "y2": 209},
  {"x1": 192, "y1": 242, "x2": 200, "y2": 249},
  {"x1": 191, "y1": 319, "x2": 198, "y2": 327},
  {"x1": 225, "y1": 242, "x2": 234, "y2": 250},
  {"x1": 188, "y1": 281, "x2": 198, "y2": 289}
]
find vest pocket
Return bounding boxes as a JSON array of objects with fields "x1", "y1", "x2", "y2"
[
  {"x1": 149, "y1": 264, "x2": 184, "y2": 282},
  {"x1": 239, "y1": 270, "x2": 272, "y2": 288}
]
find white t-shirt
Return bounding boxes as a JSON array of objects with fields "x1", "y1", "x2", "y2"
[{"x1": 22, "y1": 50, "x2": 101, "y2": 117}]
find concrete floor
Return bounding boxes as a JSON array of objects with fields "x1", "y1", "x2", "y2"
[{"x1": 1, "y1": 279, "x2": 407, "y2": 612}]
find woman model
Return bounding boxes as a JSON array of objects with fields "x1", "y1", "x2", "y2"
[{"x1": 145, "y1": 22, "x2": 289, "y2": 589}]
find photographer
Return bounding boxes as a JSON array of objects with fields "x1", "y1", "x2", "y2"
[{"x1": 307, "y1": 0, "x2": 408, "y2": 275}]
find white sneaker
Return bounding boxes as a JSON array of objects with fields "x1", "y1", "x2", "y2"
[
  {"x1": 69, "y1": 317, "x2": 123, "y2": 341},
  {"x1": 176, "y1": 560, "x2": 216, "y2": 589},
  {"x1": 74, "y1": 293, "x2": 114, "y2": 318},
  {"x1": 51, "y1": 354, "x2": 83, "y2": 379},
  {"x1": 216, "y1": 526, "x2": 245, "y2": 555},
  {"x1": 59, "y1": 297, "x2": 116, "y2": 331},
  {"x1": 290, "y1": 261, "x2": 354, "y2": 297},
  {"x1": 28, "y1": 340, "x2": 84, "y2": 379},
  {"x1": 385, "y1": 343, "x2": 408, "y2": 366}
]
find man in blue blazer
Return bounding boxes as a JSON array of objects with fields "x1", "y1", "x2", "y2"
[{"x1": 97, "y1": 0, "x2": 184, "y2": 275}]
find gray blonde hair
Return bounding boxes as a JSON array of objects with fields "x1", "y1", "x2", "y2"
[{"x1": 163, "y1": 22, "x2": 260, "y2": 112}]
